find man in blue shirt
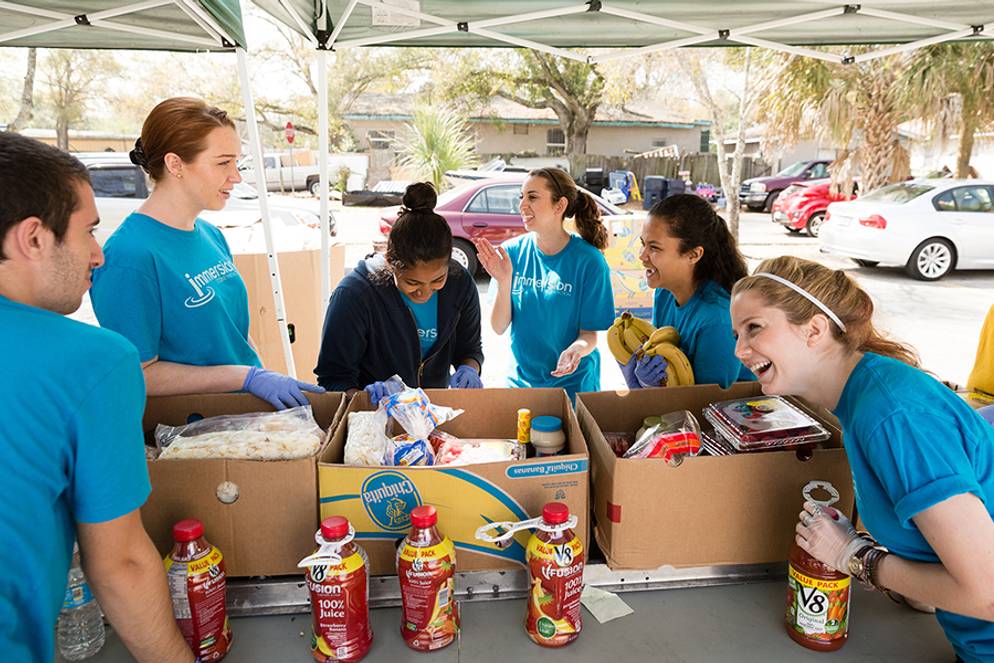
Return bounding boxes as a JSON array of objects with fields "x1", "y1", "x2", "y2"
[{"x1": 0, "y1": 133, "x2": 193, "y2": 662}]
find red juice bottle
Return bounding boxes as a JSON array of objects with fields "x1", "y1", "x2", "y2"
[{"x1": 397, "y1": 505, "x2": 457, "y2": 651}]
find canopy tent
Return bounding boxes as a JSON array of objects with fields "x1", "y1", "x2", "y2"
[{"x1": 0, "y1": 0, "x2": 299, "y2": 377}]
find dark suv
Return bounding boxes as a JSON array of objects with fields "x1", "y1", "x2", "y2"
[{"x1": 739, "y1": 159, "x2": 832, "y2": 212}]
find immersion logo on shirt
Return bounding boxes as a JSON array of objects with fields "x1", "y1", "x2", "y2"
[
  {"x1": 184, "y1": 260, "x2": 238, "y2": 309},
  {"x1": 512, "y1": 272, "x2": 573, "y2": 296}
]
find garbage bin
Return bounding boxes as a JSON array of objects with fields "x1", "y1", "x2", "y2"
[{"x1": 642, "y1": 176, "x2": 687, "y2": 210}]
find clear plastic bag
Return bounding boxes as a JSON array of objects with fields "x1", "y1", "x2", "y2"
[
  {"x1": 154, "y1": 405, "x2": 323, "y2": 460},
  {"x1": 344, "y1": 410, "x2": 390, "y2": 465},
  {"x1": 376, "y1": 376, "x2": 463, "y2": 466},
  {"x1": 623, "y1": 410, "x2": 702, "y2": 465}
]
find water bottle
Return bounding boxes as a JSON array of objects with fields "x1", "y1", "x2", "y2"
[{"x1": 57, "y1": 544, "x2": 105, "y2": 660}]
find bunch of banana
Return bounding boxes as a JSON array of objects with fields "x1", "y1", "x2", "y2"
[
  {"x1": 641, "y1": 327, "x2": 695, "y2": 387},
  {"x1": 607, "y1": 312, "x2": 655, "y2": 364}
]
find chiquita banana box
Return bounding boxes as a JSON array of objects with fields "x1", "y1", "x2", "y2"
[{"x1": 318, "y1": 389, "x2": 590, "y2": 575}]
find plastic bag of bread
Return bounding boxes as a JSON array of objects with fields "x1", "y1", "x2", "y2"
[{"x1": 154, "y1": 405, "x2": 324, "y2": 460}]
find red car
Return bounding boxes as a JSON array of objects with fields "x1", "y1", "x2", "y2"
[
  {"x1": 771, "y1": 179, "x2": 857, "y2": 237},
  {"x1": 380, "y1": 177, "x2": 625, "y2": 274}
]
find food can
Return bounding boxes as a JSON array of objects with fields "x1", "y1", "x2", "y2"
[{"x1": 516, "y1": 408, "x2": 532, "y2": 445}]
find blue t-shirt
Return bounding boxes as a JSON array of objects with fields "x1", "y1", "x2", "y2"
[
  {"x1": 0, "y1": 295, "x2": 150, "y2": 662},
  {"x1": 652, "y1": 280, "x2": 754, "y2": 387},
  {"x1": 91, "y1": 212, "x2": 260, "y2": 367},
  {"x1": 834, "y1": 352, "x2": 994, "y2": 663},
  {"x1": 400, "y1": 291, "x2": 439, "y2": 357},
  {"x1": 499, "y1": 233, "x2": 614, "y2": 399}
]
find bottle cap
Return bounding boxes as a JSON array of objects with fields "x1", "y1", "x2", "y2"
[
  {"x1": 172, "y1": 519, "x2": 204, "y2": 542},
  {"x1": 321, "y1": 516, "x2": 350, "y2": 540},
  {"x1": 542, "y1": 502, "x2": 570, "y2": 525},
  {"x1": 410, "y1": 505, "x2": 437, "y2": 528},
  {"x1": 643, "y1": 416, "x2": 661, "y2": 427},
  {"x1": 531, "y1": 415, "x2": 563, "y2": 433}
]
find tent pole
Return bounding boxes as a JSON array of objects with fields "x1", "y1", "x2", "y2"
[
  {"x1": 236, "y1": 46, "x2": 298, "y2": 378},
  {"x1": 318, "y1": 48, "x2": 332, "y2": 309}
]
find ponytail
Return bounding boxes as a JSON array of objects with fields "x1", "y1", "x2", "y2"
[{"x1": 528, "y1": 167, "x2": 608, "y2": 250}]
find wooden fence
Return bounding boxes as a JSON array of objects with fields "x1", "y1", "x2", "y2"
[{"x1": 566, "y1": 153, "x2": 772, "y2": 187}]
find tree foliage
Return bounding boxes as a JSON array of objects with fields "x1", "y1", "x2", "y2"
[
  {"x1": 397, "y1": 105, "x2": 477, "y2": 191},
  {"x1": 41, "y1": 49, "x2": 120, "y2": 149}
]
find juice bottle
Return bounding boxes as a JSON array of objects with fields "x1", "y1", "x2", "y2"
[
  {"x1": 525, "y1": 502, "x2": 584, "y2": 647},
  {"x1": 164, "y1": 519, "x2": 232, "y2": 661},
  {"x1": 397, "y1": 505, "x2": 457, "y2": 651},
  {"x1": 299, "y1": 516, "x2": 373, "y2": 662},
  {"x1": 785, "y1": 481, "x2": 850, "y2": 652}
]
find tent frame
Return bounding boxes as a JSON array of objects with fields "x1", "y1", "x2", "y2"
[{"x1": 0, "y1": 0, "x2": 299, "y2": 377}]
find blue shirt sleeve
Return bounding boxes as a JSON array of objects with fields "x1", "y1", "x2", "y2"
[
  {"x1": 578, "y1": 254, "x2": 615, "y2": 331},
  {"x1": 865, "y1": 410, "x2": 985, "y2": 528},
  {"x1": 70, "y1": 349, "x2": 151, "y2": 523},
  {"x1": 690, "y1": 323, "x2": 742, "y2": 388},
  {"x1": 91, "y1": 264, "x2": 162, "y2": 362}
]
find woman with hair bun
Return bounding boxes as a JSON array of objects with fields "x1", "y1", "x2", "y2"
[
  {"x1": 475, "y1": 168, "x2": 614, "y2": 400},
  {"x1": 621, "y1": 193, "x2": 754, "y2": 389},
  {"x1": 731, "y1": 256, "x2": 994, "y2": 663},
  {"x1": 315, "y1": 182, "x2": 483, "y2": 403},
  {"x1": 91, "y1": 97, "x2": 323, "y2": 409}
]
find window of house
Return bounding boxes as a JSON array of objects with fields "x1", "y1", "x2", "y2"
[
  {"x1": 652, "y1": 139, "x2": 668, "y2": 148},
  {"x1": 368, "y1": 129, "x2": 395, "y2": 150},
  {"x1": 88, "y1": 166, "x2": 146, "y2": 199},
  {"x1": 546, "y1": 128, "x2": 566, "y2": 156},
  {"x1": 699, "y1": 129, "x2": 711, "y2": 154},
  {"x1": 513, "y1": 124, "x2": 529, "y2": 135}
]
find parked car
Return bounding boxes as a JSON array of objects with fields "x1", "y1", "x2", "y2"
[
  {"x1": 739, "y1": 159, "x2": 832, "y2": 212},
  {"x1": 379, "y1": 177, "x2": 629, "y2": 274},
  {"x1": 820, "y1": 179, "x2": 994, "y2": 280},
  {"x1": 238, "y1": 152, "x2": 367, "y2": 195},
  {"x1": 77, "y1": 152, "x2": 334, "y2": 246},
  {"x1": 771, "y1": 178, "x2": 857, "y2": 237}
]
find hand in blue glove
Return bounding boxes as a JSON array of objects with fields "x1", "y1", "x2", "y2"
[
  {"x1": 450, "y1": 364, "x2": 483, "y2": 389},
  {"x1": 619, "y1": 354, "x2": 641, "y2": 389},
  {"x1": 364, "y1": 380, "x2": 403, "y2": 406},
  {"x1": 635, "y1": 354, "x2": 669, "y2": 388},
  {"x1": 243, "y1": 366, "x2": 325, "y2": 410}
]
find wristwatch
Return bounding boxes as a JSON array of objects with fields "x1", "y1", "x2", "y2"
[{"x1": 848, "y1": 545, "x2": 888, "y2": 591}]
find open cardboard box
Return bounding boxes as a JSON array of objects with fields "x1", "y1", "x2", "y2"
[
  {"x1": 142, "y1": 392, "x2": 345, "y2": 577},
  {"x1": 319, "y1": 388, "x2": 589, "y2": 575},
  {"x1": 577, "y1": 383, "x2": 853, "y2": 571}
]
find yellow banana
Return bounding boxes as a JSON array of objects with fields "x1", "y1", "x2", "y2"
[
  {"x1": 607, "y1": 312, "x2": 655, "y2": 364},
  {"x1": 623, "y1": 326, "x2": 649, "y2": 357},
  {"x1": 607, "y1": 320, "x2": 632, "y2": 364},
  {"x1": 628, "y1": 316, "x2": 656, "y2": 341},
  {"x1": 645, "y1": 326, "x2": 680, "y2": 348}
]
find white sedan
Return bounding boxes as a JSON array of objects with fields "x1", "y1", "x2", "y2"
[{"x1": 820, "y1": 179, "x2": 994, "y2": 280}]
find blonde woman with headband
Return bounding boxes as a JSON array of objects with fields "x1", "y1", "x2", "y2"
[{"x1": 731, "y1": 256, "x2": 994, "y2": 663}]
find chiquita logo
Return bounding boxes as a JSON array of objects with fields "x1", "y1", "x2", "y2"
[{"x1": 360, "y1": 471, "x2": 423, "y2": 532}]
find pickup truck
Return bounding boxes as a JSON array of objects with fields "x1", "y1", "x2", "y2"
[
  {"x1": 738, "y1": 159, "x2": 831, "y2": 212},
  {"x1": 238, "y1": 152, "x2": 367, "y2": 195}
]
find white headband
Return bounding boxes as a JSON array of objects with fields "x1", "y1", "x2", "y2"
[{"x1": 752, "y1": 272, "x2": 847, "y2": 333}]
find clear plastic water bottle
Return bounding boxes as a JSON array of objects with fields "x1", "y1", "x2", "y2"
[{"x1": 57, "y1": 544, "x2": 105, "y2": 660}]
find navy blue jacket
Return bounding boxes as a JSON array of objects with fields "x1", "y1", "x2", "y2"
[{"x1": 314, "y1": 257, "x2": 484, "y2": 391}]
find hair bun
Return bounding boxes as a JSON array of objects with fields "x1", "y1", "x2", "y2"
[
  {"x1": 129, "y1": 138, "x2": 148, "y2": 169},
  {"x1": 401, "y1": 181, "x2": 437, "y2": 213}
]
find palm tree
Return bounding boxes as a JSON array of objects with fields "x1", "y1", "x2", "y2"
[
  {"x1": 397, "y1": 105, "x2": 477, "y2": 192},
  {"x1": 901, "y1": 41, "x2": 994, "y2": 178},
  {"x1": 759, "y1": 50, "x2": 909, "y2": 194}
]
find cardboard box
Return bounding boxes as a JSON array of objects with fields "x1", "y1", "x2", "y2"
[
  {"x1": 142, "y1": 392, "x2": 345, "y2": 577},
  {"x1": 577, "y1": 383, "x2": 854, "y2": 570},
  {"x1": 319, "y1": 389, "x2": 589, "y2": 576},
  {"x1": 235, "y1": 245, "x2": 346, "y2": 380}
]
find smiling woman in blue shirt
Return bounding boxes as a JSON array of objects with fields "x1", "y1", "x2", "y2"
[
  {"x1": 475, "y1": 168, "x2": 614, "y2": 400},
  {"x1": 731, "y1": 255, "x2": 994, "y2": 663},
  {"x1": 90, "y1": 97, "x2": 322, "y2": 409},
  {"x1": 620, "y1": 194, "x2": 754, "y2": 390}
]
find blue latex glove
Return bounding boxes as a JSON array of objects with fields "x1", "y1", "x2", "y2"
[
  {"x1": 364, "y1": 380, "x2": 403, "y2": 406},
  {"x1": 619, "y1": 355, "x2": 641, "y2": 389},
  {"x1": 243, "y1": 366, "x2": 325, "y2": 410},
  {"x1": 635, "y1": 354, "x2": 669, "y2": 388},
  {"x1": 450, "y1": 364, "x2": 483, "y2": 389},
  {"x1": 980, "y1": 403, "x2": 994, "y2": 426}
]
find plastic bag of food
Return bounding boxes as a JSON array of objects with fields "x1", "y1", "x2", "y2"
[
  {"x1": 434, "y1": 438, "x2": 524, "y2": 466},
  {"x1": 154, "y1": 405, "x2": 324, "y2": 460},
  {"x1": 344, "y1": 410, "x2": 390, "y2": 465},
  {"x1": 623, "y1": 410, "x2": 702, "y2": 465},
  {"x1": 376, "y1": 376, "x2": 462, "y2": 466}
]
